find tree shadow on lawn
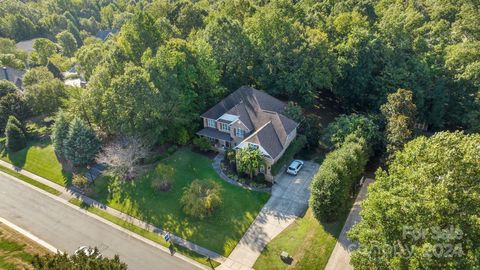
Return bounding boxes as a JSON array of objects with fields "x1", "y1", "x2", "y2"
[
  {"x1": 94, "y1": 170, "x2": 269, "y2": 256},
  {"x1": 2, "y1": 140, "x2": 72, "y2": 186}
]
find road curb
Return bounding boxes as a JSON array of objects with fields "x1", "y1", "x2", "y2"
[
  {"x1": 0, "y1": 170, "x2": 211, "y2": 270},
  {"x1": 0, "y1": 216, "x2": 59, "y2": 253}
]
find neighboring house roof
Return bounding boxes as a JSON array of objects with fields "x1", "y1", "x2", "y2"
[
  {"x1": 15, "y1": 39, "x2": 37, "y2": 52},
  {"x1": 96, "y1": 29, "x2": 119, "y2": 42},
  {"x1": 0, "y1": 66, "x2": 25, "y2": 89},
  {"x1": 199, "y1": 86, "x2": 299, "y2": 160}
]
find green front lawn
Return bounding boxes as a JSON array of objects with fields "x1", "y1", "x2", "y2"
[
  {"x1": 254, "y1": 208, "x2": 343, "y2": 270},
  {"x1": 0, "y1": 140, "x2": 71, "y2": 186},
  {"x1": 92, "y1": 148, "x2": 270, "y2": 256}
]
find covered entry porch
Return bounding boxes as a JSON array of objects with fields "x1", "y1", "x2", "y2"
[{"x1": 196, "y1": 127, "x2": 233, "y2": 149}]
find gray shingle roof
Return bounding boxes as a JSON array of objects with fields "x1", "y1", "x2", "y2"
[
  {"x1": 245, "y1": 122, "x2": 284, "y2": 159},
  {"x1": 15, "y1": 39, "x2": 37, "y2": 52},
  {"x1": 202, "y1": 86, "x2": 286, "y2": 120},
  {"x1": 96, "y1": 29, "x2": 119, "y2": 41},
  {"x1": 201, "y1": 86, "x2": 299, "y2": 160},
  {"x1": 197, "y1": 128, "x2": 232, "y2": 142},
  {"x1": 0, "y1": 67, "x2": 25, "y2": 89}
]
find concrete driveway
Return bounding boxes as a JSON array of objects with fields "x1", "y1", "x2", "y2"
[
  {"x1": 219, "y1": 161, "x2": 319, "y2": 270},
  {"x1": 324, "y1": 178, "x2": 374, "y2": 270}
]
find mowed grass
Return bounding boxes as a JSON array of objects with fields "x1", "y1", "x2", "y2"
[
  {"x1": 92, "y1": 148, "x2": 270, "y2": 256},
  {"x1": 0, "y1": 224, "x2": 50, "y2": 270},
  {"x1": 0, "y1": 140, "x2": 71, "y2": 186},
  {"x1": 254, "y1": 208, "x2": 343, "y2": 270}
]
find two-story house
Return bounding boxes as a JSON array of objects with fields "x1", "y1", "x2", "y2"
[{"x1": 197, "y1": 86, "x2": 299, "y2": 181}]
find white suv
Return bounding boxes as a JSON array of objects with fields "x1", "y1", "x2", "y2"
[{"x1": 286, "y1": 160, "x2": 304, "y2": 175}]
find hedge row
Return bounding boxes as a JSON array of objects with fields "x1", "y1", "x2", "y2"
[{"x1": 309, "y1": 134, "x2": 369, "y2": 222}]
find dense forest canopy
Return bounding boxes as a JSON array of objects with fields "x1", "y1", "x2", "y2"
[{"x1": 0, "y1": 0, "x2": 479, "y2": 143}]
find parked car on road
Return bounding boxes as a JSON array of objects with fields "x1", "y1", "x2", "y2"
[
  {"x1": 74, "y1": 246, "x2": 101, "y2": 258},
  {"x1": 286, "y1": 160, "x2": 304, "y2": 175}
]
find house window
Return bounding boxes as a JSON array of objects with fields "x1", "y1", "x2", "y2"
[
  {"x1": 235, "y1": 128, "x2": 245, "y2": 138},
  {"x1": 248, "y1": 143, "x2": 258, "y2": 149},
  {"x1": 260, "y1": 165, "x2": 265, "y2": 173},
  {"x1": 220, "y1": 123, "x2": 230, "y2": 132},
  {"x1": 207, "y1": 119, "x2": 215, "y2": 128}
]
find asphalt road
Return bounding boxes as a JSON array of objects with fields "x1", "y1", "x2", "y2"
[{"x1": 0, "y1": 173, "x2": 201, "y2": 270}]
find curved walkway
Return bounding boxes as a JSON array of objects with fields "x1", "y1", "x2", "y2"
[{"x1": 212, "y1": 154, "x2": 271, "y2": 193}]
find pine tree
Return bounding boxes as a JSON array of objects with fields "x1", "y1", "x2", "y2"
[
  {"x1": 4, "y1": 115, "x2": 26, "y2": 152},
  {"x1": 51, "y1": 111, "x2": 69, "y2": 156},
  {"x1": 64, "y1": 118, "x2": 100, "y2": 166}
]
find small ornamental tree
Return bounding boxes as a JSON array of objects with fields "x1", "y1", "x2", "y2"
[
  {"x1": 309, "y1": 134, "x2": 369, "y2": 222},
  {"x1": 180, "y1": 180, "x2": 222, "y2": 219},
  {"x1": 151, "y1": 164, "x2": 175, "y2": 192},
  {"x1": 64, "y1": 118, "x2": 101, "y2": 166},
  {"x1": 96, "y1": 136, "x2": 149, "y2": 181},
  {"x1": 51, "y1": 111, "x2": 69, "y2": 156},
  {"x1": 4, "y1": 115, "x2": 26, "y2": 152},
  {"x1": 235, "y1": 147, "x2": 264, "y2": 179}
]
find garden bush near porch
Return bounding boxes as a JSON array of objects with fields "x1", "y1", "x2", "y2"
[{"x1": 91, "y1": 148, "x2": 270, "y2": 256}]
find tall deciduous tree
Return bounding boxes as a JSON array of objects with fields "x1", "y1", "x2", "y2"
[
  {"x1": 381, "y1": 89, "x2": 417, "y2": 161},
  {"x1": 0, "y1": 93, "x2": 29, "y2": 133},
  {"x1": 33, "y1": 39, "x2": 57, "y2": 65},
  {"x1": 349, "y1": 132, "x2": 480, "y2": 269},
  {"x1": 201, "y1": 14, "x2": 254, "y2": 88},
  {"x1": 56, "y1": 31, "x2": 78, "y2": 57}
]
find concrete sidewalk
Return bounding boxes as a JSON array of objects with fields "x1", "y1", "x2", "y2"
[
  {"x1": 0, "y1": 159, "x2": 226, "y2": 265},
  {"x1": 324, "y1": 178, "x2": 374, "y2": 270},
  {"x1": 218, "y1": 162, "x2": 319, "y2": 270}
]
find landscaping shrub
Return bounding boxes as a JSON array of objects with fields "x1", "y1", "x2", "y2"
[
  {"x1": 192, "y1": 137, "x2": 212, "y2": 152},
  {"x1": 309, "y1": 134, "x2": 369, "y2": 222},
  {"x1": 72, "y1": 174, "x2": 89, "y2": 189},
  {"x1": 151, "y1": 164, "x2": 175, "y2": 192},
  {"x1": 167, "y1": 145, "x2": 178, "y2": 155},
  {"x1": 180, "y1": 180, "x2": 222, "y2": 219},
  {"x1": 254, "y1": 173, "x2": 266, "y2": 183},
  {"x1": 175, "y1": 128, "x2": 190, "y2": 145},
  {"x1": 4, "y1": 115, "x2": 26, "y2": 152},
  {"x1": 271, "y1": 135, "x2": 307, "y2": 175}
]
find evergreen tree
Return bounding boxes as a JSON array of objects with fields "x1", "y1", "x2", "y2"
[
  {"x1": 4, "y1": 115, "x2": 26, "y2": 152},
  {"x1": 51, "y1": 111, "x2": 69, "y2": 156},
  {"x1": 64, "y1": 118, "x2": 100, "y2": 166}
]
